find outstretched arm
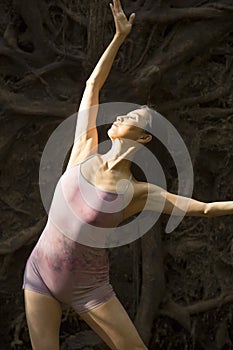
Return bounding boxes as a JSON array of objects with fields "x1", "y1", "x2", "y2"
[
  {"x1": 144, "y1": 183, "x2": 233, "y2": 217},
  {"x1": 67, "y1": 0, "x2": 135, "y2": 168}
]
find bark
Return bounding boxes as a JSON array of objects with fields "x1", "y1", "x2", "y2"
[{"x1": 134, "y1": 220, "x2": 165, "y2": 345}]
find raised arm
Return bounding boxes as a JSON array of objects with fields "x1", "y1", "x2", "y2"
[
  {"x1": 67, "y1": 0, "x2": 135, "y2": 168},
  {"x1": 144, "y1": 183, "x2": 233, "y2": 217},
  {"x1": 86, "y1": 1, "x2": 135, "y2": 91}
]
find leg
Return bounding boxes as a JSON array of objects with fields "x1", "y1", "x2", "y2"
[
  {"x1": 24, "y1": 290, "x2": 62, "y2": 350},
  {"x1": 79, "y1": 296, "x2": 147, "y2": 350}
]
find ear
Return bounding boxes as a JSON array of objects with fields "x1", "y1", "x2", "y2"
[{"x1": 138, "y1": 133, "x2": 152, "y2": 144}]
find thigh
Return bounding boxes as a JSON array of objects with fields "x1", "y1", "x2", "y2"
[
  {"x1": 79, "y1": 296, "x2": 147, "y2": 350},
  {"x1": 24, "y1": 290, "x2": 62, "y2": 350}
]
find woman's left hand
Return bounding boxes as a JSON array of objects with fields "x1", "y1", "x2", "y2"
[{"x1": 110, "y1": 0, "x2": 135, "y2": 37}]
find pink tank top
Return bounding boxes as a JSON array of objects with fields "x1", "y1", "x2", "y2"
[{"x1": 43, "y1": 155, "x2": 132, "y2": 248}]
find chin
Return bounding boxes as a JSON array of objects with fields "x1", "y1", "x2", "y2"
[{"x1": 108, "y1": 128, "x2": 118, "y2": 138}]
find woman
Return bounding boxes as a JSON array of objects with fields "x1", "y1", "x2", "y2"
[{"x1": 23, "y1": 1, "x2": 233, "y2": 349}]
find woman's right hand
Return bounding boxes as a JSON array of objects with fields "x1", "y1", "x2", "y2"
[{"x1": 110, "y1": 0, "x2": 135, "y2": 37}]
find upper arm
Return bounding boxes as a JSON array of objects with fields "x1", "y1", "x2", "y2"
[
  {"x1": 67, "y1": 81, "x2": 99, "y2": 169},
  {"x1": 145, "y1": 183, "x2": 208, "y2": 217}
]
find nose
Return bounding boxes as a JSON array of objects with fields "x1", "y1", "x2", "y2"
[{"x1": 116, "y1": 116, "x2": 124, "y2": 122}]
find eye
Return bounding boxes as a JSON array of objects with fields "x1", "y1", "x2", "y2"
[{"x1": 127, "y1": 114, "x2": 136, "y2": 120}]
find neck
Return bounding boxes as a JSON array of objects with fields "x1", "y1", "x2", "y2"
[{"x1": 101, "y1": 138, "x2": 138, "y2": 174}]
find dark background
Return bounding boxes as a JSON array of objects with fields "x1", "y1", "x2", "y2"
[{"x1": 0, "y1": 0, "x2": 233, "y2": 349}]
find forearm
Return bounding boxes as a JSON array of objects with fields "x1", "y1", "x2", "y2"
[
  {"x1": 185, "y1": 199, "x2": 233, "y2": 217},
  {"x1": 204, "y1": 201, "x2": 233, "y2": 217},
  {"x1": 87, "y1": 34, "x2": 126, "y2": 90},
  {"x1": 155, "y1": 186, "x2": 233, "y2": 218}
]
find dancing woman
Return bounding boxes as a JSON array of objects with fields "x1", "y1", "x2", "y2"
[{"x1": 23, "y1": 1, "x2": 233, "y2": 349}]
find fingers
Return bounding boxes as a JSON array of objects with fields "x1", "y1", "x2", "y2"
[
  {"x1": 110, "y1": 1, "x2": 135, "y2": 20},
  {"x1": 109, "y1": 0, "x2": 135, "y2": 32},
  {"x1": 114, "y1": 0, "x2": 122, "y2": 12},
  {"x1": 110, "y1": 0, "x2": 123, "y2": 13},
  {"x1": 109, "y1": 3, "x2": 115, "y2": 15},
  {"x1": 129, "y1": 13, "x2": 136, "y2": 25}
]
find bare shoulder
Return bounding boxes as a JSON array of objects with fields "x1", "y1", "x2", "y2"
[{"x1": 123, "y1": 180, "x2": 166, "y2": 220}]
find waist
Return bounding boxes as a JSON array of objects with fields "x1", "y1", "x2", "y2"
[{"x1": 36, "y1": 220, "x2": 108, "y2": 257}]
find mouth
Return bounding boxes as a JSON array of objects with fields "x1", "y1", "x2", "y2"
[{"x1": 112, "y1": 122, "x2": 119, "y2": 127}]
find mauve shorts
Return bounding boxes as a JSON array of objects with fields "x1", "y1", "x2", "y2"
[{"x1": 22, "y1": 227, "x2": 116, "y2": 314}]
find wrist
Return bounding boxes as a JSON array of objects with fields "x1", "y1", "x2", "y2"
[{"x1": 113, "y1": 33, "x2": 127, "y2": 43}]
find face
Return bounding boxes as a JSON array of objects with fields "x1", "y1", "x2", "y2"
[{"x1": 108, "y1": 108, "x2": 149, "y2": 142}]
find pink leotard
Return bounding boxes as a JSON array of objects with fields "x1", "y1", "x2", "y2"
[{"x1": 22, "y1": 156, "x2": 131, "y2": 314}]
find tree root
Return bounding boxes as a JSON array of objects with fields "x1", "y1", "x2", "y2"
[
  {"x1": 134, "y1": 220, "x2": 165, "y2": 345},
  {"x1": 131, "y1": 238, "x2": 141, "y2": 315},
  {"x1": 10, "y1": 312, "x2": 26, "y2": 349},
  {"x1": 13, "y1": 60, "x2": 69, "y2": 91},
  {"x1": 128, "y1": 25, "x2": 157, "y2": 73},
  {"x1": 0, "y1": 120, "x2": 27, "y2": 163},
  {"x1": 186, "y1": 293, "x2": 233, "y2": 315},
  {"x1": 160, "y1": 294, "x2": 233, "y2": 350},
  {"x1": 0, "y1": 216, "x2": 46, "y2": 255},
  {"x1": 135, "y1": 18, "x2": 233, "y2": 88},
  {"x1": 0, "y1": 197, "x2": 33, "y2": 217},
  {"x1": 3, "y1": 22, "x2": 18, "y2": 50},
  {"x1": 187, "y1": 107, "x2": 233, "y2": 118},
  {"x1": 56, "y1": 3, "x2": 87, "y2": 27},
  {"x1": 160, "y1": 299, "x2": 191, "y2": 331},
  {"x1": 208, "y1": 3, "x2": 233, "y2": 12},
  {"x1": 159, "y1": 84, "x2": 232, "y2": 113},
  {"x1": 139, "y1": 6, "x2": 223, "y2": 24},
  {"x1": 0, "y1": 254, "x2": 14, "y2": 281},
  {"x1": 0, "y1": 42, "x2": 30, "y2": 73},
  {"x1": 159, "y1": 61, "x2": 233, "y2": 112},
  {"x1": 0, "y1": 89, "x2": 77, "y2": 119}
]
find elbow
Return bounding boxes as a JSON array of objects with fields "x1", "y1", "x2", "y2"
[
  {"x1": 86, "y1": 79, "x2": 101, "y2": 90},
  {"x1": 86, "y1": 79, "x2": 95, "y2": 86},
  {"x1": 203, "y1": 203, "x2": 214, "y2": 218}
]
